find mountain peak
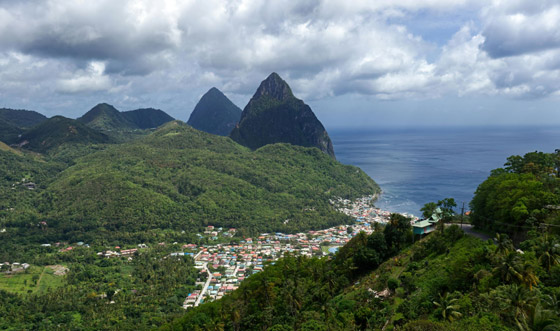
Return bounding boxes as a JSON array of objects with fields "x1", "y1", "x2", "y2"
[
  {"x1": 230, "y1": 73, "x2": 335, "y2": 158},
  {"x1": 187, "y1": 87, "x2": 241, "y2": 136},
  {"x1": 253, "y1": 72, "x2": 294, "y2": 102},
  {"x1": 92, "y1": 103, "x2": 118, "y2": 112},
  {"x1": 78, "y1": 103, "x2": 136, "y2": 131}
]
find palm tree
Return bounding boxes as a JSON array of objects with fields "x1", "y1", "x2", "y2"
[
  {"x1": 206, "y1": 319, "x2": 225, "y2": 331},
  {"x1": 433, "y1": 292, "x2": 462, "y2": 322},
  {"x1": 494, "y1": 284, "x2": 538, "y2": 330},
  {"x1": 494, "y1": 233, "x2": 514, "y2": 257},
  {"x1": 493, "y1": 251, "x2": 523, "y2": 283},
  {"x1": 527, "y1": 303, "x2": 560, "y2": 331},
  {"x1": 536, "y1": 236, "x2": 560, "y2": 272},
  {"x1": 516, "y1": 262, "x2": 539, "y2": 291}
]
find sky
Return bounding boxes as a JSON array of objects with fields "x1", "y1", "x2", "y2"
[{"x1": 0, "y1": 0, "x2": 559, "y2": 128}]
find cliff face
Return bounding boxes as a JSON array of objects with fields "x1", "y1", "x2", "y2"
[
  {"x1": 187, "y1": 87, "x2": 241, "y2": 136},
  {"x1": 230, "y1": 73, "x2": 335, "y2": 158}
]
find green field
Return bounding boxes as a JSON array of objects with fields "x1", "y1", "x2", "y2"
[{"x1": 0, "y1": 266, "x2": 65, "y2": 295}]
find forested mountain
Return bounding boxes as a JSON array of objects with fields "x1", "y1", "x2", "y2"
[
  {"x1": 187, "y1": 87, "x2": 241, "y2": 136},
  {"x1": 0, "y1": 118, "x2": 22, "y2": 144},
  {"x1": 35, "y1": 121, "x2": 377, "y2": 244},
  {"x1": 122, "y1": 108, "x2": 175, "y2": 129},
  {"x1": 230, "y1": 73, "x2": 335, "y2": 158},
  {"x1": 78, "y1": 103, "x2": 138, "y2": 131},
  {"x1": 0, "y1": 108, "x2": 47, "y2": 128},
  {"x1": 17, "y1": 116, "x2": 112, "y2": 153},
  {"x1": 0, "y1": 108, "x2": 48, "y2": 144},
  {"x1": 0, "y1": 116, "x2": 378, "y2": 330},
  {"x1": 0, "y1": 120, "x2": 378, "y2": 248}
]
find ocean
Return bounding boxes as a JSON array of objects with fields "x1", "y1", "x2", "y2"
[{"x1": 330, "y1": 126, "x2": 560, "y2": 217}]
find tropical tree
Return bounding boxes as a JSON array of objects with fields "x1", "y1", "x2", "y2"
[
  {"x1": 543, "y1": 293, "x2": 560, "y2": 316},
  {"x1": 433, "y1": 292, "x2": 462, "y2": 322},
  {"x1": 493, "y1": 251, "x2": 522, "y2": 283},
  {"x1": 516, "y1": 262, "x2": 539, "y2": 291},
  {"x1": 493, "y1": 284, "x2": 539, "y2": 330},
  {"x1": 420, "y1": 202, "x2": 437, "y2": 219},
  {"x1": 526, "y1": 303, "x2": 560, "y2": 331},
  {"x1": 494, "y1": 233, "x2": 515, "y2": 257},
  {"x1": 536, "y1": 236, "x2": 560, "y2": 272}
]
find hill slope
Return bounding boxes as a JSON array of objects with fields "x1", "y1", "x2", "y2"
[
  {"x1": 0, "y1": 118, "x2": 22, "y2": 144},
  {"x1": 41, "y1": 121, "x2": 378, "y2": 242},
  {"x1": 165, "y1": 224, "x2": 560, "y2": 331},
  {"x1": 121, "y1": 108, "x2": 175, "y2": 129},
  {"x1": 18, "y1": 116, "x2": 112, "y2": 153},
  {"x1": 0, "y1": 108, "x2": 48, "y2": 144},
  {"x1": 78, "y1": 103, "x2": 137, "y2": 131},
  {"x1": 230, "y1": 73, "x2": 335, "y2": 158},
  {"x1": 187, "y1": 87, "x2": 241, "y2": 136},
  {"x1": 0, "y1": 108, "x2": 47, "y2": 128}
]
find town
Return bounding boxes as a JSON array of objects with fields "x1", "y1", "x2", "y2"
[
  {"x1": 181, "y1": 195, "x2": 419, "y2": 309},
  {"x1": 2, "y1": 195, "x2": 420, "y2": 310}
]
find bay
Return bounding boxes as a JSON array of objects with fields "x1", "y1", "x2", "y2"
[{"x1": 330, "y1": 126, "x2": 560, "y2": 216}]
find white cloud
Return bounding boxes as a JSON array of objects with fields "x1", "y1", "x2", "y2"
[
  {"x1": 0, "y1": 0, "x2": 559, "y2": 119},
  {"x1": 57, "y1": 61, "x2": 113, "y2": 93},
  {"x1": 480, "y1": 0, "x2": 560, "y2": 57}
]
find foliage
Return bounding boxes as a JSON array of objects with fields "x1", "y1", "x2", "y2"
[
  {"x1": 163, "y1": 222, "x2": 560, "y2": 331},
  {"x1": 163, "y1": 218, "x2": 413, "y2": 331},
  {"x1": 33, "y1": 122, "x2": 377, "y2": 244},
  {"x1": 471, "y1": 151, "x2": 560, "y2": 237},
  {"x1": 0, "y1": 121, "x2": 378, "y2": 253},
  {"x1": 19, "y1": 116, "x2": 113, "y2": 153},
  {"x1": 0, "y1": 246, "x2": 200, "y2": 330},
  {"x1": 0, "y1": 108, "x2": 47, "y2": 128},
  {"x1": 78, "y1": 103, "x2": 138, "y2": 131}
]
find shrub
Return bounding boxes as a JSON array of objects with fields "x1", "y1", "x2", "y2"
[
  {"x1": 401, "y1": 320, "x2": 446, "y2": 331},
  {"x1": 387, "y1": 277, "x2": 399, "y2": 291}
]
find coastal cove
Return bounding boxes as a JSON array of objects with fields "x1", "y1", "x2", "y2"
[{"x1": 331, "y1": 125, "x2": 560, "y2": 216}]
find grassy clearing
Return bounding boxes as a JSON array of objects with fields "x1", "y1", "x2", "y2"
[{"x1": 0, "y1": 266, "x2": 65, "y2": 295}]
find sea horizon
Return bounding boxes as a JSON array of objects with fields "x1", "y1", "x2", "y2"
[{"x1": 330, "y1": 125, "x2": 560, "y2": 216}]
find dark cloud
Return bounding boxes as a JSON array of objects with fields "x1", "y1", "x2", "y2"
[{"x1": 0, "y1": 0, "x2": 180, "y2": 76}]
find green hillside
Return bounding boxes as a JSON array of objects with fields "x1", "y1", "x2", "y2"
[
  {"x1": 78, "y1": 103, "x2": 137, "y2": 131},
  {"x1": 39, "y1": 121, "x2": 378, "y2": 243},
  {"x1": 161, "y1": 151, "x2": 560, "y2": 331},
  {"x1": 470, "y1": 150, "x2": 560, "y2": 241},
  {"x1": 0, "y1": 108, "x2": 47, "y2": 128},
  {"x1": 0, "y1": 147, "x2": 63, "y2": 242},
  {"x1": 18, "y1": 116, "x2": 112, "y2": 153},
  {"x1": 0, "y1": 141, "x2": 21, "y2": 155},
  {"x1": 122, "y1": 108, "x2": 175, "y2": 129},
  {"x1": 0, "y1": 118, "x2": 22, "y2": 144},
  {"x1": 164, "y1": 224, "x2": 560, "y2": 331}
]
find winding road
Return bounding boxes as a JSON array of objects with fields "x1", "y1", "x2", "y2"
[{"x1": 458, "y1": 224, "x2": 492, "y2": 241}]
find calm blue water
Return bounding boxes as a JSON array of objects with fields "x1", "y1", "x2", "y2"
[{"x1": 330, "y1": 126, "x2": 560, "y2": 216}]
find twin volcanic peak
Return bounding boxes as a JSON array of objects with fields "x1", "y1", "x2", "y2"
[
  {"x1": 187, "y1": 87, "x2": 242, "y2": 136},
  {"x1": 230, "y1": 73, "x2": 335, "y2": 158}
]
